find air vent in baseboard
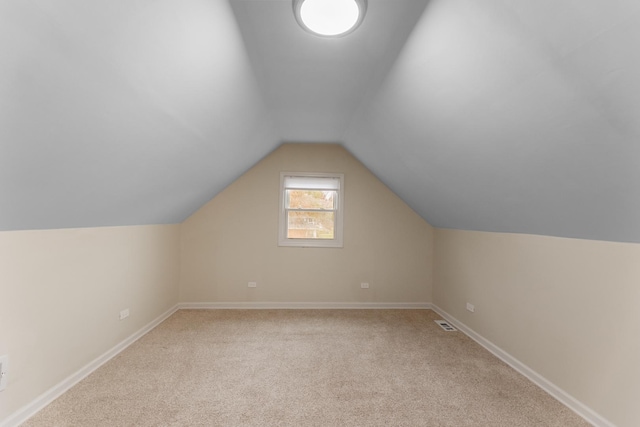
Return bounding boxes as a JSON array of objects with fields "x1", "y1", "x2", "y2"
[{"x1": 435, "y1": 320, "x2": 457, "y2": 331}]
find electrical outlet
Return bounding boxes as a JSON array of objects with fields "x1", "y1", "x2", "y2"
[
  {"x1": 360, "y1": 282, "x2": 370, "y2": 289},
  {"x1": 248, "y1": 282, "x2": 257, "y2": 288},
  {"x1": 0, "y1": 354, "x2": 8, "y2": 391},
  {"x1": 466, "y1": 303, "x2": 475, "y2": 313},
  {"x1": 119, "y1": 309, "x2": 130, "y2": 320}
]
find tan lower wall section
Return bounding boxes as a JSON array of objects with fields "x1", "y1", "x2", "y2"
[
  {"x1": 0, "y1": 225, "x2": 180, "y2": 422},
  {"x1": 180, "y1": 144, "x2": 433, "y2": 304},
  {"x1": 434, "y1": 228, "x2": 640, "y2": 427}
]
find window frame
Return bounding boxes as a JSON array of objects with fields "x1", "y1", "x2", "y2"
[{"x1": 278, "y1": 172, "x2": 344, "y2": 248}]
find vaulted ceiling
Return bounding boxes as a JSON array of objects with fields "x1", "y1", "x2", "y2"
[{"x1": 2, "y1": 0, "x2": 639, "y2": 242}]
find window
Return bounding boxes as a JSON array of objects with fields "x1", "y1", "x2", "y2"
[{"x1": 279, "y1": 172, "x2": 344, "y2": 247}]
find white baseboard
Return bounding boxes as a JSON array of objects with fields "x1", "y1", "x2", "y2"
[
  {"x1": 430, "y1": 305, "x2": 615, "y2": 427},
  {"x1": 1, "y1": 305, "x2": 179, "y2": 427},
  {"x1": 179, "y1": 302, "x2": 432, "y2": 310}
]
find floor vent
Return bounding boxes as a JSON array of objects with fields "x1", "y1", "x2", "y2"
[{"x1": 435, "y1": 320, "x2": 457, "y2": 331}]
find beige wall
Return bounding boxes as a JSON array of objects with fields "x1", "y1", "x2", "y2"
[
  {"x1": 180, "y1": 144, "x2": 433, "y2": 304},
  {"x1": 0, "y1": 225, "x2": 180, "y2": 422},
  {"x1": 434, "y1": 228, "x2": 640, "y2": 427}
]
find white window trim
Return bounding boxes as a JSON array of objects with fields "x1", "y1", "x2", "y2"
[{"x1": 278, "y1": 172, "x2": 344, "y2": 248}]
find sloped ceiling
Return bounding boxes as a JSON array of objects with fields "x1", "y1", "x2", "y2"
[
  {"x1": 2, "y1": 0, "x2": 640, "y2": 243},
  {"x1": 345, "y1": 0, "x2": 640, "y2": 243},
  {"x1": 1, "y1": 0, "x2": 278, "y2": 230}
]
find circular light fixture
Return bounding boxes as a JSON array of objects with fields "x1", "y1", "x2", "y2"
[{"x1": 293, "y1": 0, "x2": 367, "y2": 38}]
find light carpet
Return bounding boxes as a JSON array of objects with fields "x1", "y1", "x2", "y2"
[{"x1": 23, "y1": 309, "x2": 590, "y2": 426}]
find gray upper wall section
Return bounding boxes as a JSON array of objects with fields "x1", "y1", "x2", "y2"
[
  {"x1": 2, "y1": 0, "x2": 640, "y2": 243},
  {"x1": 344, "y1": 0, "x2": 640, "y2": 243},
  {"x1": 0, "y1": 0, "x2": 279, "y2": 230}
]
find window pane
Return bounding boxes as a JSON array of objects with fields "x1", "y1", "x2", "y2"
[
  {"x1": 286, "y1": 190, "x2": 336, "y2": 210},
  {"x1": 287, "y1": 211, "x2": 335, "y2": 239}
]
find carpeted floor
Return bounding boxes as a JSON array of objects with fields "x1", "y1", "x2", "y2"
[{"x1": 23, "y1": 309, "x2": 590, "y2": 426}]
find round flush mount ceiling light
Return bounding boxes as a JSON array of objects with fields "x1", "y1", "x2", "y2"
[{"x1": 293, "y1": 0, "x2": 367, "y2": 38}]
